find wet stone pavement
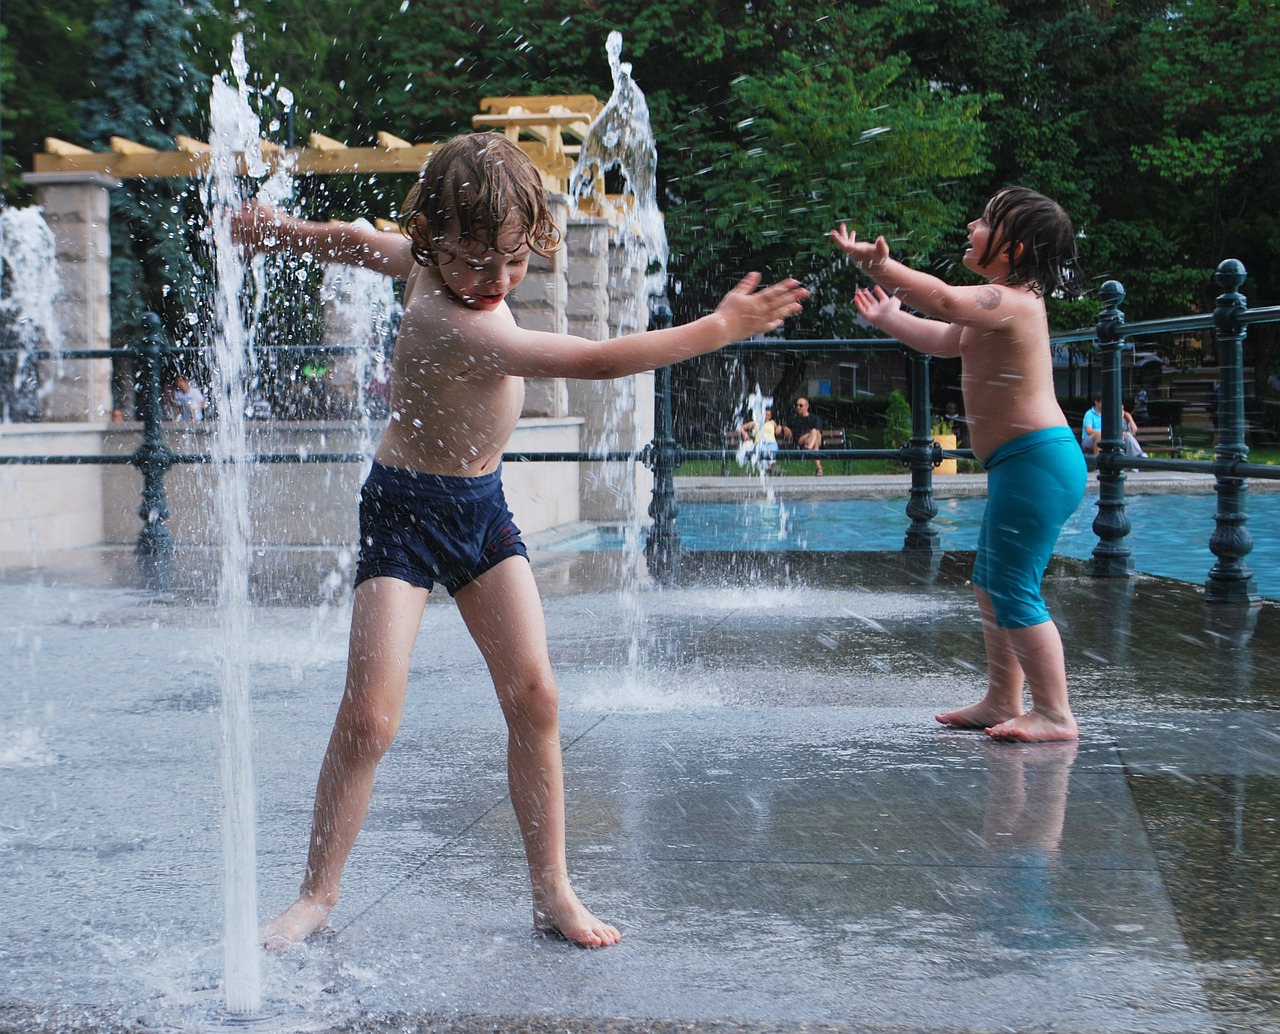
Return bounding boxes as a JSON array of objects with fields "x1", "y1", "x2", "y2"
[{"x1": 1, "y1": 547, "x2": 1278, "y2": 1033}]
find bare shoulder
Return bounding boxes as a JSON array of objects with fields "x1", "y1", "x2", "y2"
[
  {"x1": 960, "y1": 282, "x2": 1039, "y2": 311},
  {"x1": 950, "y1": 281, "x2": 1044, "y2": 332},
  {"x1": 398, "y1": 279, "x2": 525, "y2": 360},
  {"x1": 400, "y1": 263, "x2": 436, "y2": 307}
]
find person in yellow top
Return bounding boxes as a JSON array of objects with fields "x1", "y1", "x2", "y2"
[{"x1": 740, "y1": 406, "x2": 781, "y2": 472}]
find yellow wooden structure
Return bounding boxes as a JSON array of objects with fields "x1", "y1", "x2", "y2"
[{"x1": 33, "y1": 95, "x2": 605, "y2": 194}]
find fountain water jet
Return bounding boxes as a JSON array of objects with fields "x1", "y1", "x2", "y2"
[
  {"x1": 0, "y1": 206, "x2": 62, "y2": 422},
  {"x1": 570, "y1": 32, "x2": 670, "y2": 686},
  {"x1": 200, "y1": 34, "x2": 295, "y2": 1017},
  {"x1": 320, "y1": 236, "x2": 399, "y2": 428}
]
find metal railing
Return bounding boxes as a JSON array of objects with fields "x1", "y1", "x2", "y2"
[
  {"x1": 3, "y1": 263, "x2": 1278, "y2": 599},
  {"x1": 641, "y1": 262, "x2": 1280, "y2": 599}
]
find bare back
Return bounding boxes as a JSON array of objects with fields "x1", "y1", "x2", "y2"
[{"x1": 956, "y1": 287, "x2": 1068, "y2": 461}]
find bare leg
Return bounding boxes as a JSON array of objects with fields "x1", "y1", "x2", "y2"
[
  {"x1": 936, "y1": 586, "x2": 1027, "y2": 730},
  {"x1": 802, "y1": 430, "x2": 823, "y2": 475},
  {"x1": 455, "y1": 556, "x2": 620, "y2": 948},
  {"x1": 986, "y1": 619, "x2": 1078, "y2": 742},
  {"x1": 262, "y1": 577, "x2": 429, "y2": 950}
]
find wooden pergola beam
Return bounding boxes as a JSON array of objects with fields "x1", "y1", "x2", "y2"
[
  {"x1": 31, "y1": 96, "x2": 600, "y2": 193},
  {"x1": 478, "y1": 95, "x2": 602, "y2": 117}
]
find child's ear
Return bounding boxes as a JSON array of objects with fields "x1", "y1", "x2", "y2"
[{"x1": 408, "y1": 213, "x2": 439, "y2": 264}]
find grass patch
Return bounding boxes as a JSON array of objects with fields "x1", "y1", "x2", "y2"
[
  {"x1": 675, "y1": 429, "x2": 1279, "y2": 476},
  {"x1": 675, "y1": 425, "x2": 992, "y2": 476},
  {"x1": 1173, "y1": 432, "x2": 1280, "y2": 466},
  {"x1": 680, "y1": 427, "x2": 903, "y2": 476}
]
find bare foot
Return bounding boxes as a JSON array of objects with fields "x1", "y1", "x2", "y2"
[
  {"x1": 260, "y1": 896, "x2": 334, "y2": 952},
  {"x1": 533, "y1": 881, "x2": 620, "y2": 948},
  {"x1": 935, "y1": 701, "x2": 1022, "y2": 730},
  {"x1": 986, "y1": 710, "x2": 1079, "y2": 743}
]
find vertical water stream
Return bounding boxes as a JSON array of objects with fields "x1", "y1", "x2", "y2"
[
  {"x1": 202, "y1": 37, "x2": 281, "y2": 1015},
  {"x1": 570, "y1": 32, "x2": 669, "y2": 682}
]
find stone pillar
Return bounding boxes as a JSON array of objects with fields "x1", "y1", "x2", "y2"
[
  {"x1": 563, "y1": 215, "x2": 656, "y2": 524},
  {"x1": 512, "y1": 193, "x2": 570, "y2": 418},
  {"x1": 564, "y1": 213, "x2": 610, "y2": 342},
  {"x1": 21, "y1": 171, "x2": 119, "y2": 422},
  {"x1": 563, "y1": 211, "x2": 608, "y2": 521}
]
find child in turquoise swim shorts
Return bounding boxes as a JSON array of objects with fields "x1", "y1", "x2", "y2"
[{"x1": 833, "y1": 187, "x2": 1085, "y2": 742}]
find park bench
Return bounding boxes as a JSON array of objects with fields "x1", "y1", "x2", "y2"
[
  {"x1": 1134, "y1": 424, "x2": 1182, "y2": 457},
  {"x1": 716, "y1": 425, "x2": 848, "y2": 473},
  {"x1": 820, "y1": 427, "x2": 850, "y2": 473}
]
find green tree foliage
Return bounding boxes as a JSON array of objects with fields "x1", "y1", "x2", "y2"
[
  {"x1": 884, "y1": 389, "x2": 912, "y2": 449},
  {"x1": 1130, "y1": 0, "x2": 1280, "y2": 311},
  {"x1": 81, "y1": 0, "x2": 212, "y2": 362},
  {"x1": 892, "y1": 0, "x2": 1173, "y2": 320},
  {"x1": 0, "y1": 0, "x2": 103, "y2": 198},
  {"x1": 2, "y1": 0, "x2": 1275, "y2": 373},
  {"x1": 672, "y1": 41, "x2": 989, "y2": 334}
]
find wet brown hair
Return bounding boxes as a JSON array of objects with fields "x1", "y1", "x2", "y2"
[
  {"x1": 976, "y1": 186, "x2": 1081, "y2": 297},
  {"x1": 398, "y1": 132, "x2": 561, "y2": 267}
]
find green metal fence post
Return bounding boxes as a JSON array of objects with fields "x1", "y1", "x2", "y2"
[
  {"x1": 1205, "y1": 259, "x2": 1258, "y2": 604},
  {"x1": 643, "y1": 300, "x2": 683, "y2": 584},
  {"x1": 902, "y1": 349, "x2": 941, "y2": 556},
  {"x1": 133, "y1": 312, "x2": 176, "y2": 588},
  {"x1": 1089, "y1": 280, "x2": 1134, "y2": 576}
]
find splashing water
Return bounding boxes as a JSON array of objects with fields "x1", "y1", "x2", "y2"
[
  {"x1": 569, "y1": 32, "x2": 669, "y2": 688},
  {"x1": 0, "y1": 206, "x2": 62, "y2": 421},
  {"x1": 570, "y1": 31, "x2": 668, "y2": 312},
  {"x1": 320, "y1": 234, "x2": 400, "y2": 427},
  {"x1": 202, "y1": 34, "x2": 289, "y2": 1016},
  {"x1": 738, "y1": 385, "x2": 786, "y2": 513}
]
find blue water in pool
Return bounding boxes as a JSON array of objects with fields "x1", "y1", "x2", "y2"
[{"x1": 554, "y1": 491, "x2": 1280, "y2": 600}]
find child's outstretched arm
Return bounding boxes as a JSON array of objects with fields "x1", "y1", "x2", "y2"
[
  {"x1": 230, "y1": 201, "x2": 415, "y2": 280},
  {"x1": 831, "y1": 223, "x2": 1013, "y2": 338},
  {"x1": 853, "y1": 285, "x2": 962, "y2": 358},
  {"x1": 449, "y1": 273, "x2": 808, "y2": 380}
]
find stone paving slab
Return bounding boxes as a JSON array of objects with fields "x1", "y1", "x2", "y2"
[{"x1": 1, "y1": 547, "x2": 1278, "y2": 1032}]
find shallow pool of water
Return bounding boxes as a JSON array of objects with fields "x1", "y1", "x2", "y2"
[{"x1": 551, "y1": 492, "x2": 1280, "y2": 600}]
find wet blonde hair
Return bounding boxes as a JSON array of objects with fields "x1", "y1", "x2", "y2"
[{"x1": 399, "y1": 132, "x2": 560, "y2": 267}]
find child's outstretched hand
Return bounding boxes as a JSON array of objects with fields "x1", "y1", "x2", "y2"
[
  {"x1": 853, "y1": 285, "x2": 900, "y2": 328},
  {"x1": 830, "y1": 223, "x2": 889, "y2": 271},
  {"x1": 714, "y1": 273, "x2": 809, "y2": 339}
]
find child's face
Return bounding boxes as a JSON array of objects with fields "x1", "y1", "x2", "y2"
[
  {"x1": 430, "y1": 216, "x2": 532, "y2": 311},
  {"x1": 962, "y1": 198, "x2": 1010, "y2": 280}
]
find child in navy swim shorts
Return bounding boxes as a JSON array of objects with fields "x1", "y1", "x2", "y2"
[
  {"x1": 231, "y1": 132, "x2": 807, "y2": 950},
  {"x1": 355, "y1": 463, "x2": 526, "y2": 596},
  {"x1": 835, "y1": 186, "x2": 1085, "y2": 742}
]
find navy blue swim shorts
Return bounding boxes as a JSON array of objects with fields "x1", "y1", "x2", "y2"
[{"x1": 354, "y1": 462, "x2": 528, "y2": 596}]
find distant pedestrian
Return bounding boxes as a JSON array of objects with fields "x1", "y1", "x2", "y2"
[{"x1": 173, "y1": 375, "x2": 205, "y2": 424}]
